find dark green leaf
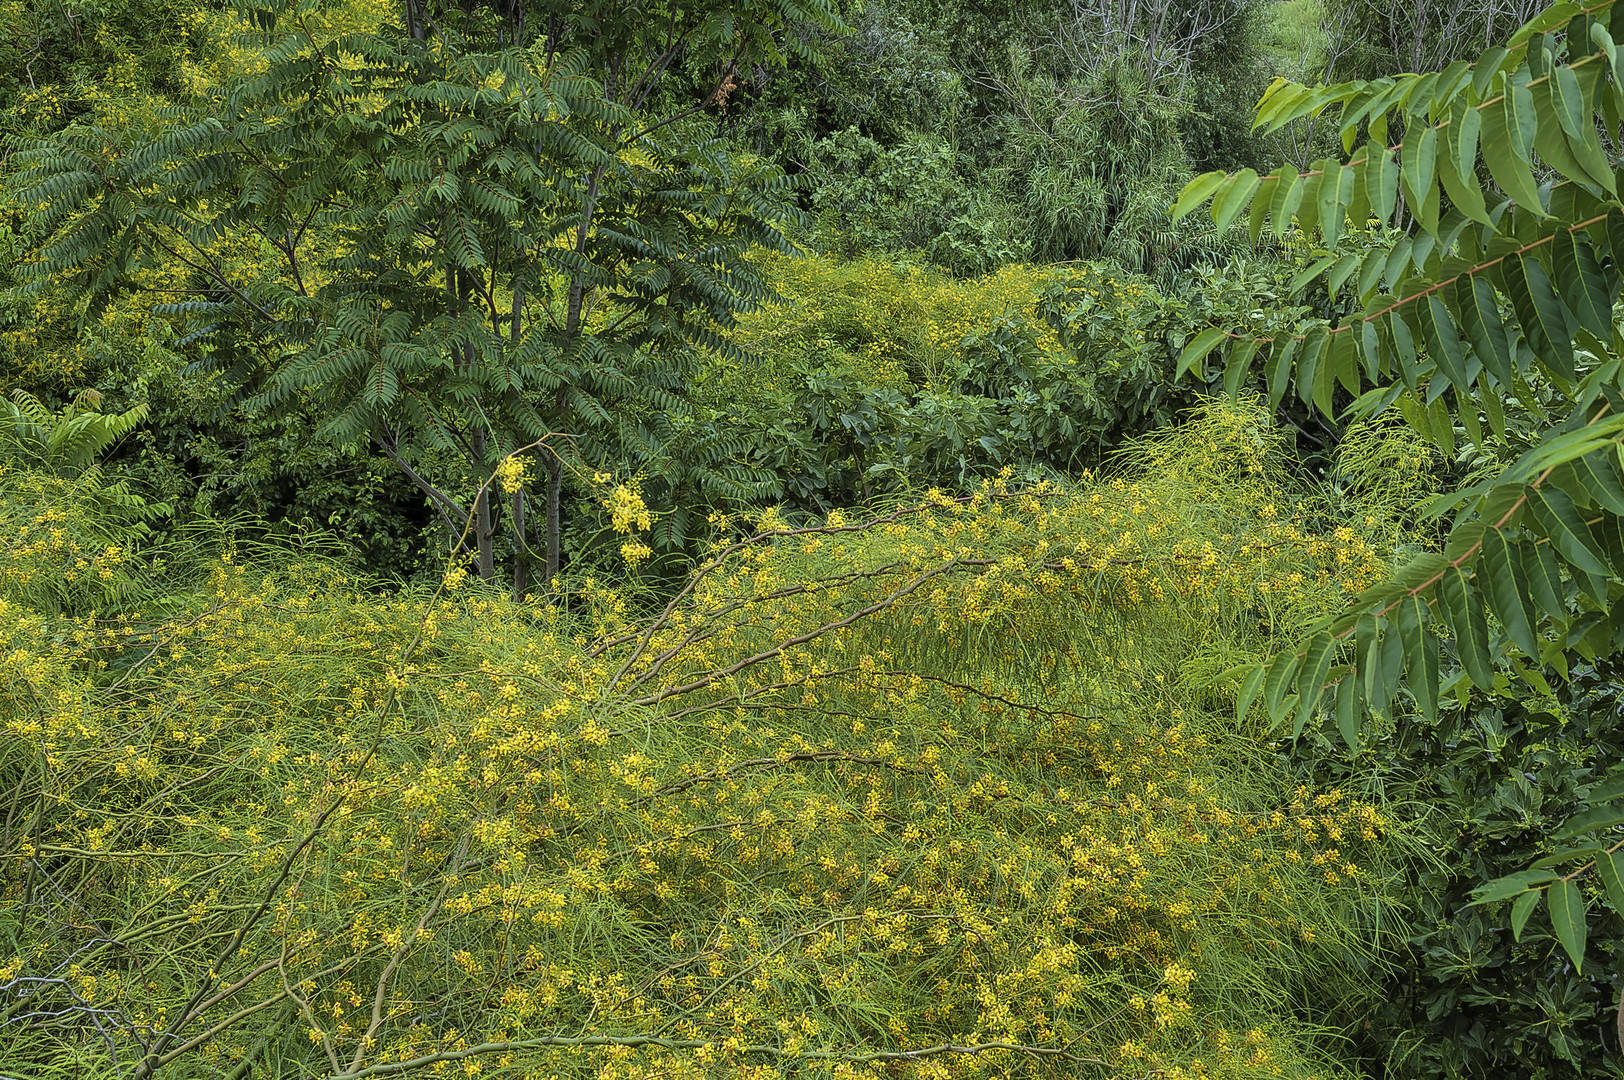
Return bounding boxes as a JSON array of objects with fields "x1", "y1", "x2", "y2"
[
  {"x1": 1440, "y1": 565, "x2": 1495, "y2": 689},
  {"x1": 1481, "y1": 527, "x2": 1540, "y2": 656},
  {"x1": 1503, "y1": 255, "x2": 1574, "y2": 380},
  {"x1": 1456, "y1": 275, "x2": 1513, "y2": 386},
  {"x1": 1421, "y1": 294, "x2": 1470, "y2": 392},
  {"x1": 1529, "y1": 485, "x2": 1611, "y2": 576},
  {"x1": 1511, "y1": 887, "x2": 1541, "y2": 939},
  {"x1": 1548, "y1": 878, "x2": 1588, "y2": 972}
]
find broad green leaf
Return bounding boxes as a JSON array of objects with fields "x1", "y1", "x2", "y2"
[
  {"x1": 1250, "y1": 173, "x2": 1280, "y2": 243},
  {"x1": 1526, "y1": 536, "x2": 1567, "y2": 620},
  {"x1": 1503, "y1": 255, "x2": 1574, "y2": 380},
  {"x1": 1389, "y1": 310, "x2": 1421, "y2": 391},
  {"x1": 1318, "y1": 162, "x2": 1354, "y2": 247},
  {"x1": 1177, "y1": 327, "x2": 1231, "y2": 381},
  {"x1": 1334, "y1": 673, "x2": 1359, "y2": 749},
  {"x1": 1555, "y1": 805, "x2": 1624, "y2": 839},
  {"x1": 1469, "y1": 868, "x2": 1558, "y2": 904},
  {"x1": 1473, "y1": 48, "x2": 1511, "y2": 100},
  {"x1": 1224, "y1": 337, "x2": 1263, "y2": 398},
  {"x1": 1295, "y1": 631, "x2": 1336, "y2": 738},
  {"x1": 1598, "y1": 851, "x2": 1624, "y2": 913},
  {"x1": 1550, "y1": 62, "x2": 1590, "y2": 141},
  {"x1": 1265, "y1": 334, "x2": 1297, "y2": 408},
  {"x1": 1511, "y1": 887, "x2": 1541, "y2": 939},
  {"x1": 1364, "y1": 142, "x2": 1398, "y2": 225},
  {"x1": 1548, "y1": 878, "x2": 1588, "y2": 972},
  {"x1": 1572, "y1": 450, "x2": 1624, "y2": 516},
  {"x1": 1329, "y1": 326, "x2": 1360, "y2": 395},
  {"x1": 1262, "y1": 649, "x2": 1300, "y2": 724},
  {"x1": 1328, "y1": 253, "x2": 1360, "y2": 299},
  {"x1": 1235, "y1": 663, "x2": 1266, "y2": 723},
  {"x1": 1270, "y1": 167, "x2": 1304, "y2": 236},
  {"x1": 1480, "y1": 77, "x2": 1547, "y2": 212},
  {"x1": 1170, "y1": 171, "x2": 1227, "y2": 220},
  {"x1": 1289, "y1": 255, "x2": 1337, "y2": 296},
  {"x1": 1481, "y1": 528, "x2": 1540, "y2": 656},
  {"x1": 1440, "y1": 565, "x2": 1494, "y2": 689},
  {"x1": 1401, "y1": 120, "x2": 1439, "y2": 235},
  {"x1": 1297, "y1": 324, "x2": 1331, "y2": 413},
  {"x1": 1421, "y1": 294, "x2": 1470, "y2": 392},
  {"x1": 1529, "y1": 485, "x2": 1611, "y2": 576},
  {"x1": 1212, "y1": 169, "x2": 1261, "y2": 233},
  {"x1": 1531, "y1": 73, "x2": 1616, "y2": 192},
  {"x1": 1456, "y1": 275, "x2": 1513, "y2": 386},
  {"x1": 1551, "y1": 231, "x2": 1615, "y2": 341},
  {"x1": 1439, "y1": 99, "x2": 1489, "y2": 224}
]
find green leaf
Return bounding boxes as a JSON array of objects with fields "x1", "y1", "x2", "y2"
[
  {"x1": 1511, "y1": 887, "x2": 1541, "y2": 939},
  {"x1": 1212, "y1": 169, "x2": 1262, "y2": 233},
  {"x1": 1270, "y1": 168, "x2": 1305, "y2": 236},
  {"x1": 1551, "y1": 231, "x2": 1615, "y2": 342},
  {"x1": 1329, "y1": 326, "x2": 1360, "y2": 396},
  {"x1": 1317, "y1": 162, "x2": 1353, "y2": 248},
  {"x1": 1421, "y1": 294, "x2": 1471, "y2": 393},
  {"x1": 1551, "y1": 61, "x2": 1591, "y2": 142},
  {"x1": 1400, "y1": 120, "x2": 1439, "y2": 235},
  {"x1": 1295, "y1": 631, "x2": 1336, "y2": 737},
  {"x1": 1473, "y1": 48, "x2": 1511, "y2": 100},
  {"x1": 1177, "y1": 327, "x2": 1230, "y2": 381},
  {"x1": 1469, "y1": 868, "x2": 1558, "y2": 904},
  {"x1": 1596, "y1": 851, "x2": 1624, "y2": 913},
  {"x1": 1334, "y1": 673, "x2": 1360, "y2": 750},
  {"x1": 1525, "y1": 536, "x2": 1568, "y2": 620},
  {"x1": 1172, "y1": 170, "x2": 1229, "y2": 221},
  {"x1": 1529, "y1": 485, "x2": 1611, "y2": 576},
  {"x1": 1265, "y1": 334, "x2": 1297, "y2": 408},
  {"x1": 1364, "y1": 142, "x2": 1398, "y2": 225},
  {"x1": 1235, "y1": 663, "x2": 1266, "y2": 724},
  {"x1": 1481, "y1": 78, "x2": 1547, "y2": 212},
  {"x1": 1456, "y1": 275, "x2": 1513, "y2": 386},
  {"x1": 1440, "y1": 565, "x2": 1494, "y2": 689},
  {"x1": 1289, "y1": 255, "x2": 1338, "y2": 296},
  {"x1": 1439, "y1": 98, "x2": 1489, "y2": 224},
  {"x1": 1548, "y1": 878, "x2": 1588, "y2": 972},
  {"x1": 1223, "y1": 337, "x2": 1263, "y2": 398},
  {"x1": 1503, "y1": 255, "x2": 1574, "y2": 380},
  {"x1": 1556, "y1": 805, "x2": 1624, "y2": 839},
  {"x1": 1481, "y1": 528, "x2": 1540, "y2": 656},
  {"x1": 1249, "y1": 173, "x2": 1280, "y2": 243},
  {"x1": 1262, "y1": 649, "x2": 1301, "y2": 725},
  {"x1": 1572, "y1": 450, "x2": 1624, "y2": 517}
]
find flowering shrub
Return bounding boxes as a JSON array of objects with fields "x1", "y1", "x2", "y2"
[
  {"x1": 0, "y1": 399, "x2": 1411, "y2": 1079},
  {"x1": 700, "y1": 254, "x2": 1207, "y2": 518}
]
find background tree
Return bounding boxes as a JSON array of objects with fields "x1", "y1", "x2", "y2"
[{"x1": 7, "y1": 0, "x2": 836, "y2": 592}]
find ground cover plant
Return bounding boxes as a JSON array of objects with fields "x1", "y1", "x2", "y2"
[{"x1": 2, "y1": 402, "x2": 1415, "y2": 1078}]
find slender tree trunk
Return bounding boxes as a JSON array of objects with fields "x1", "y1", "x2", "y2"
[
  {"x1": 546, "y1": 452, "x2": 563, "y2": 582},
  {"x1": 512, "y1": 486, "x2": 529, "y2": 598},
  {"x1": 509, "y1": 285, "x2": 530, "y2": 599},
  {"x1": 471, "y1": 426, "x2": 495, "y2": 582}
]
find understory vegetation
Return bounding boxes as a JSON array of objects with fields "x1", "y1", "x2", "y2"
[{"x1": 9, "y1": 0, "x2": 1624, "y2": 1078}]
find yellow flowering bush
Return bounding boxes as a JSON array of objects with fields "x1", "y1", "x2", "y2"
[{"x1": 1, "y1": 399, "x2": 1408, "y2": 1079}]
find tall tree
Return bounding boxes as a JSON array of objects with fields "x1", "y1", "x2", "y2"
[{"x1": 7, "y1": 0, "x2": 837, "y2": 591}]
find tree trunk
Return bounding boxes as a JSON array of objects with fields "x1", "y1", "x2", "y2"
[
  {"x1": 511, "y1": 485, "x2": 529, "y2": 599},
  {"x1": 471, "y1": 426, "x2": 495, "y2": 582},
  {"x1": 546, "y1": 453, "x2": 563, "y2": 582}
]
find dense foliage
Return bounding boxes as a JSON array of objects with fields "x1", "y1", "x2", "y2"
[{"x1": 12, "y1": 0, "x2": 1624, "y2": 1078}]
